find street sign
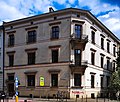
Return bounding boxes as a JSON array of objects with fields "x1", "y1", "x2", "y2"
[
  {"x1": 40, "y1": 76, "x2": 44, "y2": 86},
  {"x1": 15, "y1": 77, "x2": 19, "y2": 88},
  {"x1": 16, "y1": 91, "x2": 18, "y2": 96}
]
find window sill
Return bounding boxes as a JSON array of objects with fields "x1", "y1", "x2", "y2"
[
  {"x1": 50, "y1": 86, "x2": 58, "y2": 88},
  {"x1": 26, "y1": 86, "x2": 35, "y2": 88},
  {"x1": 8, "y1": 45, "x2": 14, "y2": 47},
  {"x1": 50, "y1": 38, "x2": 59, "y2": 40},
  {"x1": 26, "y1": 41, "x2": 36, "y2": 44},
  {"x1": 71, "y1": 86, "x2": 83, "y2": 89}
]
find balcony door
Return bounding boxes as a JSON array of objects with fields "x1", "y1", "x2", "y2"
[{"x1": 74, "y1": 49, "x2": 81, "y2": 66}]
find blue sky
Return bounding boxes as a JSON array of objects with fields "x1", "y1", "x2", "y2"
[{"x1": 0, "y1": 0, "x2": 120, "y2": 39}]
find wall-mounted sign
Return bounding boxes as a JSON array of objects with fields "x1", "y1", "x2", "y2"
[{"x1": 40, "y1": 76, "x2": 44, "y2": 86}]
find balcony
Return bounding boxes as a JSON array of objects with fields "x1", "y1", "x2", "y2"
[
  {"x1": 70, "y1": 34, "x2": 88, "y2": 49},
  {"x1": 69, "y1": 60, "x2": 88, "y2": 73}
]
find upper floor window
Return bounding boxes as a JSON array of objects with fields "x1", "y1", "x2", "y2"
[
  {"x1": 8, "y1": 54, "x2": 14, "y2": 66},
  {"x1": 107, "y1": 58, "x2": 110, "y2": 70},
  {"x1": 101, "y1": 56, "x2": 104, "y2": 68},
  {"x1": 74, "y1": 49, "x2": 81, "y2": 66},
  {"x1": 27, "y1": 30, "x2": 36, "y2": 43},
  {"x1": 91, "y1": 52, "x2": 95, "y2": 65},
  {"x1": 113, "y1": 46, "x2": 116, "y2": 57},
  {"x1": 106, "y1": 76, "x2": 110, "y2": 87},
  {"x1": 8, "y1": 34, "x2": 14, "y2": 46},
  {"x1": 91, "y1": 31, "x2": 95, "y2": 44},
  {"x1": 75, "y1": 25, "x2": 82, "y2": 39},
  {"x1": 28, "y1": 52, "x2": 35, "y2": 65},
  {"x1": 74, "y1": 73, "x2": 81, "y2": 87},
  {"x1": 107, "y1": 42, "x2": 110, "y2": 53},
  {"x1": 51, "y1": 26, "x2": 59, "y2": 39},
  {"x1": 113, "y1": 61, "x2": 115, "y2": 72},
  {"x1": 100, "y1": 76, "x2": 104, "y2": 89},
  {"x1": 101, "y1": 37, "x2": 104, "y2": 50},
  {"x1": 52, "y1": 49, "x2": 58, "y2": 63},
  {"x1": 91, "y1": 74, "x2": 95, "y2": 88}
]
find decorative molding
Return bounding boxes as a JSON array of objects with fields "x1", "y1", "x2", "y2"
[
  {"x1": 25, "y1": 26, "x2": 38, "y2": 30},
  {"x1": 90, "y1": 48, "x2": 96, "y2": 52},
  {"x1": 72, "y1": 20, "x2": 85, "y2": 24},
  {"x1": 6, "y1": 51, "x2": 16, "y2": 54},
  {"x1": 49, "y1": 21, "x2": 61, "y2": 26},
  {"x1": 6, "y1": 31, "x2": 16, "y2": 34},
  {"x1": 25, "y1": 48, "x2": 38, "y2": 52},
  {"x1": 90, "y1": 26, "x2": 97, "y2": 32},
  {"x1": 48, "y1": 45, "x2": 61, "y2": 49}
]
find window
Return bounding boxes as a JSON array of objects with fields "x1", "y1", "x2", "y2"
[
  {"x1": 113, "y1": 62, "x2": 115, "y2": 72},
  {"x1": 100, "y1": 76, "x2": 103, "y2": 89},
  {"x1": 28, "y1": 52, "x2": 35, "y2": 65},
  {"x1": 91, "y1": 31, "x2": 95, "y2": 44},
  {"x1": 51, "y1": 74, "x2": 58, "y2": 87},
  {"x1": 107, "y1": 59, "x2": 110, "y2": 70},
  {"x1": 27, "y1": 75, "x2": 35, "y2": 86},
  {"x1": 8, "y1": 54, "x2": 14, "y2": 66},
  {"x1": 74, "y1": 74, "x2": 81, "y2": 86},
  {"x1": 8, "y1": 34, "x2": 14, "y2": 46},
  {"x1": 113, "y1": 46, "x2": 116, "y2": 57},
  {"x1": 51, "y1": 26, "x2": 59, "y2": 39},
  {"x1": 106, "y1": 76, "x2": 110, "y2": 87},
  {"x1": 91, "y1": 52, "x2": 95, "y2": 65},
  {"x1": 75, "y1": 25, "x2": 82, "y2": 39},
  {"x1": 91, "y1": 75, "x2": 95, "y2": 88},
  {"x1": 8, "y1": 75, "x2": 14, "y2": 81},
  {"x1": 52, "y1": 49, "x2": 58, "y2": 63},
  {"x1": 74, "y1": 49, "x2": 81, "y2": 65},
  {"x1": 27, "y1": 30, "x2": 36, "y2": 43},
  {"x1": 101, "y1": 56, "x2": 104, "y2": 68},
  {"x1": 107, "y1": 42, "x2": 110, "y2": 53},
  {"x1": 101, "y1": 38, "x2": 104, "y2": 49}
]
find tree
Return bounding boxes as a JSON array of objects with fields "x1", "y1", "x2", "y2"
[{"x1": 109, "y1": 48, "x2": 120, "y2": 93}]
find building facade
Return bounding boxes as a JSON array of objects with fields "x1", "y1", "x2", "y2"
[
  {"x1": 0, "y1": 26, "x2": 4, "y2": 91},
  {"x1": 4, "y1": 8, "x2": 120, "y2": 98}
]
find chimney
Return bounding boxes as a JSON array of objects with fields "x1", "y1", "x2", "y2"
[{"x1": 49, "y1": 7, "x2": 54, "y2": 12}]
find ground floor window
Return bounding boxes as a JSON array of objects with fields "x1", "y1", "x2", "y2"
[
  {"x1": 51, "y1": 74, "x2": 58, "y2": 87},
  {"x1": 27, "y1": 75, "x2": 35, "y2": 86},
  {"x1": 74, "y1": 73, "x2": 81, "y2": 86}
]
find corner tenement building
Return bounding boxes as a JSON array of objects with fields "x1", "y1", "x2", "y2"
[{"x1": 4, "y1": 8, "x2": 120, "y2": 98}]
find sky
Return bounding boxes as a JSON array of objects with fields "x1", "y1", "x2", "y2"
[{"x1": 0, "y1": 0, "x2": 120, "y2": 39}]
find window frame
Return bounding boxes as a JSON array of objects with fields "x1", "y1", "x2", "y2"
[
  {"x1": 8, "y1": 34, "x2": 14, "y2": 46},
  {"x1": 51, "y1": 26, "x2": 59, "y2": 39},
  {"x1": 27, "y1": 52, "x2": 35, "y2": 65},
  {"x1": 74, "y1": 49, "x2": 81, "y2": 66},
  {"x1": 100, "y1": 56, "x2": 104, "y2": 68},
  {"x1": 74, "y1": 73, "x2": 81, "y2": 87},
  {"x1": 107, "y1": 42, "x2": 110, "y2": 53},
  {"x1": 51, "y1": 49, "x2": 59, "y2": 63},
  {"x1": 27, "y1": 30, "x2": 37, "y2": 43},
  {"x1": 75, "y1": 24, "x2": 82, "y2": 39},
  {"x1": 91, "y1": 74, "x2": 95, "y2": 88},
  {"x1": 91, "y1": 52, "x2": 95, "y2": 65},
  {"x1": 8, "y1": 54, "x2": 14, "y2": 67},
  {"x1": 51, "y1": 73, "x2": 58, "y2": 87},
  {"x1": 91, "y1": 31, "x2": 95, "y2": 44},
  {"x1": 101, "y1": 37, "x2": 104, "y2": 50},
  {"x1": 27, "y1": 74, "x2": 35, "y2": 87}
]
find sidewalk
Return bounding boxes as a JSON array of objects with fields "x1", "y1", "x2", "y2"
[{"x1": 0, "y1": 97, "x2": 119, "y2": 102}]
